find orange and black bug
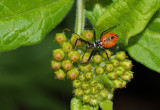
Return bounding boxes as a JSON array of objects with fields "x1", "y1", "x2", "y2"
[{"x1": 74, "y1": 24, "x2": 119, "y2": 63}]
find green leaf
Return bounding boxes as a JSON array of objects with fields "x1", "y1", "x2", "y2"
[
  {"x1": 82, "y1": 104, "x2": 99, "y2": 110},
  {"x1": 99, "y1": 100, "x2": 113, "y2": 110},
  {"x1": 95, "y1": 75, "x2": 113, "y2": 88},
  {"x1": 127, "y1": 11, "x2": 160, "y2": 72},
  {"x1": 86, "y1": 0, "x2": 160, "y2": 47},
  {"x1": 71, "y1": 97, "x2": 82, "y2": 110},
  {"x1": 0, "y1": 0, "x2": 73, "y2": 52}
]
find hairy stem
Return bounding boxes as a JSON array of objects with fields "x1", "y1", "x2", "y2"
[{"x1": 75, "y1": 0, "x2": 85, "y2": 35}]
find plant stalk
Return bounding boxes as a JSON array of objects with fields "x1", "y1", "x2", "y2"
[{"x1": 75, "y1": 0, "x2": 85, "y2": 35}]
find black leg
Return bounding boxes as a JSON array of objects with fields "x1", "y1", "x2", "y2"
[
  {"x1": 101, "y1": 48, "x2": 110, "y2": 61},
  {"x1": 74, "y1": 38, "x2": 92, "y2": 49},
  {"x1": 81, "y1": 48, "x2": 95, "y2": 64},
  {"x1": 84, "y1": 29, "x2": 96, "y2": 42},
  {"x1": 100, "y1": 24, "x2": 120, "y2": 39}
]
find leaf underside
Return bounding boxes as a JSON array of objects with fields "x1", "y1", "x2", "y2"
[{"x1": 0, "y1": 0, "x2": 73, "y2": 52}]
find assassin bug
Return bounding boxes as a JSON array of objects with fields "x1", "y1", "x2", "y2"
[{"x1": 74, "y1": 24, "x2": 119, "y2": 64}]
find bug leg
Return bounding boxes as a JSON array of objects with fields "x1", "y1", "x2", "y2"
[
  {"x1": 74, "y1": 38, "x2": 92, "y2": 49},
  {"x1": 81, "y1": 49, "x2": 95, "y2": 64},
  {"x1": 101, "y1": 49, "x2": 110, "y2": 61},
  {"x1": 100, "y1": 24, "x2": 120, "y2": 39}
]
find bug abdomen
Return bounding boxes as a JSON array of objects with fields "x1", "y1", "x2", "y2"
[{"x1": 101, "y1": 32, "x2": 118, "y2": 48}]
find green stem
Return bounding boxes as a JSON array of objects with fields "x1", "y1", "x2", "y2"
[{"x1": 75, "y1": 0, "x2": 85, "y2": 35}]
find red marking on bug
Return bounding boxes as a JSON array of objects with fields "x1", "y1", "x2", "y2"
[{"x1": 101, "y1": 32, "x2": 118, "y2": 48}]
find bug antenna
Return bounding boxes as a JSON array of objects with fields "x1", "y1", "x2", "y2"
[{"x1": 63, "y1": 28, "x2": 71, "y2": 33}]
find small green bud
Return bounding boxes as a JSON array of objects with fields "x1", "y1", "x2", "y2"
[
  {"x1": 55, "y1": 33, "x2": 66, "y2": 44},
  {"x1": 67, "y1": 68, "x2": 79, "y2": 80},
  {"x1": 115, "y1": 51, "x2": 127, "y2": 61},
  {"x1": 74, "y1": 88, "x2": 84, "y2": 98},
  {"x1": 113, "y1": 79, "x2": 122, "y2": 88},
  {"x1": 90, "y1": 98, "x2": 98, "y2": 106},
  {"x1": 79, "y1": 64, "x2": 91, "y2": 72},
  {"x1": 62, "y1": 42, "x2": 72, "y2": 52},
  {"x1": 62, "y1": 60, "x2": 72, "y2": 71},
  {"x1": 91, "y1": 94, "x2": 98, "y2": 99},
  {"x1": 102, "y1": 49, "x2": 112, "y2": 59},
  {"x1": 115, "y1": 66, "x2": 125, "y2": 76},
  {"x1": 106, "y1": 63, "x2": 114, "y2": 72},
  {"x1": 68, "y1": 51, "x2": 80, "y2": 62},
  {"x1": 70, "y1": 34, "x2": 82, "y2": 46},
  {"x1": 78, "y1": 74, "x2": 86, "y2": 81},
  {"x1": 85, "y1": 72, "x2": 93, "y2": 80},
  {"x1": 111, "y1": 58, "x2": 120, "y2": 67},
  {"x1": 95, "y1": 66, "x2": 104, "y2": 75},
  {"x1": 107, "y1": 93, "x2": 114, "y2": 100},
  {"x1": 120, "y1": 60, "x2": 132, "y2": 70},
  {"x1": 97, "y1": 83, "x2": 104, "y2": 90},
  {"x1": 53, "y1": 49, "x2": 65, "y2": 61},
  {"x1": 80, "y1": 53, "x2": 90, "y2": 63},
  {"x1": 84, "y1": 89, "x2": 90, "y2": 95},
  {"x1": 90, "y1": 87, "x2": 98, "y2": 95},
  {"x1": 121, "y1": 81, "x2": 127, "y2": 88},
  {"x1": 82, "y1": 82, "x2": 90, "y2": 90},
  {"x1": 82, "y1": 95, "x2": 90, "y2": 103},
  {"x1": 72, "y1": 80, "x2": 81, "y2": 88},
  {"x1": 121, "y1": 71, "x2": 133, "y2": 81},
  {"x1": 99, "y1": 90, "x2": 108, "y2": 99},
  {"x1": 93, "y1": 54, "x2": 102, "y2": 64},
  {"x1": 107, "y1": 72, "x2": 117, "y2": 80},
  {"x1": 90, "y1": 80, "x2": 97, "y2": 87},
  {"x1": 81, "y1": 30, "x2": 93, "y2": 41},
  {"x1": 55, "y1": 69, "x2": 66, "y2": 80},
  {"x1": 51, "y1": 60, "x2": 61, "y2": 71}
]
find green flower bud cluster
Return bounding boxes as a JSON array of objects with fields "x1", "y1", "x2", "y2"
[{"x1": 51, "y1": 31, "x2": 134, "y2": 107}]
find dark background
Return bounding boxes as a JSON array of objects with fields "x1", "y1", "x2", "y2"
[{"x1": 0, "y1": 2, "x2": 160, "y2": 110}]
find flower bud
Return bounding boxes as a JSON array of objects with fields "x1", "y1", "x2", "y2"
[
  {"x1": 84, "y1": 89, "x2": 90, "y2": 95},
  {"x1": 90, "y1": 87, "x2": 98, "y2": 95},
  {"x1": 55, "y1": 33, "x2": 66, "y2": 44},
  {"x1": 120, "y1": 60, "x2": 132, "y2": 70},
  {"x1": 81, "y1": 30, "x2": 93, "y2": 41},
  {"x1": 90, "y1": 98, "x2": 98, "y2": 106},
  {"x1": 111, "y1": 58, "x2": 120, "y2": 67},
  {"x1": 79, "y1": 64, "x2": 91, "y2": 72},
  {"x1": 121, "y1": 81, "x2": 127, "y2": 88},
  {"x1": 82, "y1": 82, "x2": 90, "y2": 90},
  {"x1": 78, "y1": 74, "x2": 86, "y2": 81},
  {"x1": 115, "y1": 51, "x2": 126, "y2": 61},
  {"x1": 113, "y1": 79, "x2": 122, "y2": 88},
  {"x1": 62, "y1": 60, "x2": 72, "y2": 71},
  {"x1": 90, "y1": 80, "x2": 97, "y2": 87},
  {"x1": 85, "y1": 72, "x2": 93, "y2": 80},
  {"x1": 99, "y1": 90, "x2": 108, "y2": 99},
  {"x1": 102, "y1": 49, "x2": 112, "y2": 60},
  {"x1": 82, "y1": 95, "x2": 90, "y2": 103},
  {"x1": 72, "y1": 80, "x2": 81, "y2": 88},
  {"x1": 74, "y1": 88, "x2": 84, "y2": 98},
  {"x1": 67, "y1": 68, "x2": 79, "y2": 80},
  {"x1": 115, "y1": 66, "x2": 125, "y2": 76},
  {"x1": 121, "y1": 71, "x2": 133, "y2": 81},
  {"x1": 62, "y1": 42, "x2": 72, "y2": 52},
  {"x1": 91, "y1": 94, "x2": 98, "y2": 99},
  {"x1": 93, "y1": 54, "x2": 102, "y2": 64},
  {"x1": 55, "y1": 69, "x2": 66, "y2": 80},
  {"x1": 95, "y1": 66, "x2": 104, "y2": 75},
  {"x1": 107, "y1": 72, "x2": 117, "y2": 80},
  {"x1": 51, "y1": 60, "x2": 61, "y2": 71},
  {"x1": 97, "y1": 83, "x2": 104, "y2": 90},
  {"x1": 53, "y1": 49, "x2": 65, "y2": 61},
  {"x1": 80, "y1": 53, "x2": 90, "y2": 63},
  {"x1": 107, "y1": 93, "x2": 114, "y2": 100},
  {"x1": 70, "y1": 34, "x2": 82, "y2": 46},
  {"x1": 68, "y1": 51, "x2": 80, "y2": 62},
  {"x1": 106, "y1": 63, "x2": 114, "y2": 72}
]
